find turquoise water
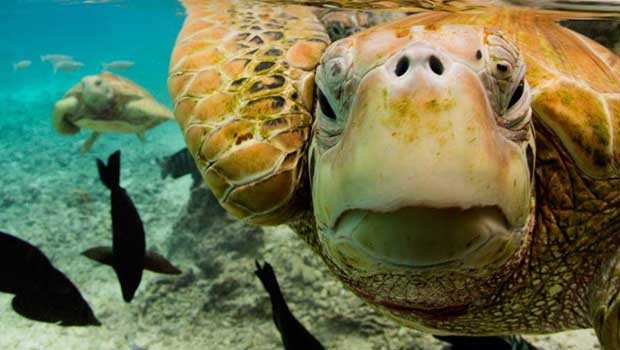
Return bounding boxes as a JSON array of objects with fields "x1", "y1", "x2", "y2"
[
  {"x1": 2, "y1": 1, "x2": 183, "y2": 102},
  {"x1": 0, "y1": 1, "x2": 618, "y2": 350}
]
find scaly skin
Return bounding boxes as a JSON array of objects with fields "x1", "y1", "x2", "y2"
[
  {"x1": 305, "y1": 9, "x2": 620, "y2": 345},
  {"x1": 258, "y1": 0, "x2": 503, "y2": 11},
  {"x1": 311, "y1": 123, "x2": 620, "y2": 335},
  {"x1": 169, "y1": 0, "x2": 331, "y2": 225},
  {"x1": 593, "y1": 249, "x2": 620, "y2": 349},
  {"x1": 169, "y1": 1, "x2": 620, "y2": 348},
  {"x1": 318, "y1": 10, "x2": 408, "y2": 41}
]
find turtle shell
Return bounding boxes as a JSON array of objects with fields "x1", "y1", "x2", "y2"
[{"x1": 56, "y1": 72, "x2": 173, "y2": 135}]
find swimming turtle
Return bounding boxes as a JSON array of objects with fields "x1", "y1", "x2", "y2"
[
  {"x1": 53, "y1": 72, "x2": 174, "y2": 153},
  {"x1": 168, "y1": 1, "x2": 620, "y2": 348}
]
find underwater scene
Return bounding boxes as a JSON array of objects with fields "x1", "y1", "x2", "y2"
[{"x1": 2, "y1": 0, "x2": 620, "y2": 349}]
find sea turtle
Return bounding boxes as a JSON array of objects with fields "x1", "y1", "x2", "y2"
[
  {"x1": 53, "y1": 72, "x2": 174, "y2": 153},
  {"x1": 167, "y1": 0, "x2": 620, "y2": 348}
]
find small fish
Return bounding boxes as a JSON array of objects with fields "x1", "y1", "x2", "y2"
[
  {"x1": 157, "y1": 148, "x2": 202, "y2": 182},
  {"x1": 53, "y1": 60, "x2": 84, "y2": 73},
  {"x1": 254, "y1": 260, "x2": 325, "y2": 350},
  {"x1": 102, "y1": 60, "x2": 135, "y2": 71},
  {"x1": 83, "y1": 150, "x2": 182, "y2": 303},
  {"x1": 434, "y1": 335, "x2": 539, "y2": 350},
  {"x1": 13, "y1": 60, "x2": 31, "y2": 70},
  {"x1": 41, "y1": 54, "x2": 73, "y2": 63},
  {"x1": 0, "y1": 231, "x2": 100, "y2": 326}
]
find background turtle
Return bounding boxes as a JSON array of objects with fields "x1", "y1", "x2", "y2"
[
  {"x1": 53, "y1": 72, "x2": 174, "y2": 153},
  {"x1": 168, "y1": 1, "x2": 620, "y2": 348}
]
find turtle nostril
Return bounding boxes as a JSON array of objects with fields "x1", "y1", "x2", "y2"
[
  {"x1": 428, "y1": 56, "x2": 443, "y2": 75},
  {"x1": 394, "y1": 56, "x2": 409, "y2": 77},
  {"x1": 429, "y1": 55, "x2": 444, "y2": 75}
]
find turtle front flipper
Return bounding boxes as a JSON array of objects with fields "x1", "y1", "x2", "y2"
[
  {"x1": 168, "y1": 0, "x2": 330, "y2": 225},
  {"x1": 80, "y1": 132, "x2": 101, "y2": 154},
  {"x1": 52, "y1": 96, "x2": 80, "y2": 135},
  {"x1": 125, "y1": 98, "x2": 175, "y2": 122}
]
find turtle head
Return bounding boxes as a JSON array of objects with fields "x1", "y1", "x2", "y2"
[
  {"x1": 81, "y1": 74, "x2": 114, "y2": 111},
  {"x1": 310, "y1": 24, "x2": 535, "y2": 313}
]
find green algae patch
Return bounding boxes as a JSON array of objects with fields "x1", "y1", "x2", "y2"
[
  {"x1": 533, "y1": 81, "x2": 612, "y2": 177},
  {"x1": 424, "y1": 95, "x2": 456, "y2": 113}
]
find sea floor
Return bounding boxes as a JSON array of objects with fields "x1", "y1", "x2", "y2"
[{"x1": 0, "y1": 89, "x2": 602, "y2": 350}]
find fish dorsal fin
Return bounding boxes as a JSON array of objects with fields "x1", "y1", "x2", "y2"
[
  {"x1": 82, "y1": 246, "x2": 114, "y2": 267},
  {"x1": 144, "y1": 249, "x2": 182, "y2": 275}
]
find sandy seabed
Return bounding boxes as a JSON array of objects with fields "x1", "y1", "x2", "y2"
[{"x1": 0, "y1": 90, "x2": 601, "y2": 350}]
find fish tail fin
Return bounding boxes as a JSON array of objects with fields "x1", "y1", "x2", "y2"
[
  {"x1": 12, "y1": 63, "x2": 16, "y2": 71},
  {"x1": 96, "y1": 150, "x2": 121, "y2": 190},
  {"x1": 143, "y1": 249, "x2": 182, "y2": 275},
  {"x1": 158, "y1": 148, "x2": 197, "y2": 180},
  {"x1": 101, "y1": 62, "x2": 108, "y2": 72}
]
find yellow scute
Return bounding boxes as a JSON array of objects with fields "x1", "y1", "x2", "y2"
[{"x1": 533, "y1": 80, "x2": 613, "y2": 177}]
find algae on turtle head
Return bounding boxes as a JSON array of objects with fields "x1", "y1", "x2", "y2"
[
  {"x1": 52, "y1": 72, "x2": 175, "y2": 154},
  {"x1": 168, "y1": 1, "x2": 620, "y2": 349}
]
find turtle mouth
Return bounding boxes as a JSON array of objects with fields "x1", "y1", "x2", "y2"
[{"x1": 324, "y1": 205, "x2": 519, "y2": 270}]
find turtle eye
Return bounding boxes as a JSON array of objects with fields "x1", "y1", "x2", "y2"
[
  {"x1": 526, "y1": 143, "x2": 534, "y2": 183},
  {"x1": 318, "y1": 89, "x2": 337, "y2": 120},
  {"x1": 507, "y1": 80, "x2": 524, "y2": 109}
]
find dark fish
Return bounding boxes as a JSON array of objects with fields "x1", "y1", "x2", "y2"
[
  {"x1": 0, "y1": 231, "x2": 100, "y2": 326},
  {"x1": 434, "y1": 335, "x2": 539, "y2": 350},
  {"x1": 83, "y1": 150, "x2": 181, "y2": 303},
  {"x1": 254, "y1": 260, "x2": 325, "y2": 350},
  {"x1": 157, "y1": 147, "x2": 201, "y2": 182}
]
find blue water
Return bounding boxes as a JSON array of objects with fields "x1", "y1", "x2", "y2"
[{"x1": 2, "y1": 0, "x2": 184, "y2": 103}]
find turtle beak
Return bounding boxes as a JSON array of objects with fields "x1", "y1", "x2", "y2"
[
  {"x1": 312, "y1": 43, "x2": 532, "y2": 271},
  {"x1": 331, "y1": 206, "x2": 516, "y2": 268}
]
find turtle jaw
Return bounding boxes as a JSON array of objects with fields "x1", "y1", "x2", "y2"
[{"x1": 325, "y1": 206, "x2": 520, "y2": 270}]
